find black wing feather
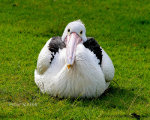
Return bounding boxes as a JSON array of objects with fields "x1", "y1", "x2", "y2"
[
  {"x1": 48, "y1": 37, "x2": 66, "y2": 63},
  {"x1": 83, "y1": 37, "x2": 102, "y2": 65}
]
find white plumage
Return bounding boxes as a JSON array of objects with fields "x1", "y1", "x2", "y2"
[{"x1": 34, "y1": 20, "x2": 115, "y2": 98}]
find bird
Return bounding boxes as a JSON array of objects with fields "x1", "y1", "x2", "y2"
[{"x1": 34, "y1": 20, "x2": 115, "y2": 98}]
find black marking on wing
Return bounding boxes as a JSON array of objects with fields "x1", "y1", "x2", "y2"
[
  {"x1": 83, "y1": 37, "x2": 103, "y2": 65},
  {"x1": 48, "y1": 36, "x2": 66, "y2": 64}
]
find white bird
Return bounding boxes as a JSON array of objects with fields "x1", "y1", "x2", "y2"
[{"x1": 34, "y1": 20, "x2": 115, "y2": 98}]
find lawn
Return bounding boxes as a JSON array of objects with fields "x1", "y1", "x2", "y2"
[{"x1": 0, "y1": 0, "x2": 150, "y2": 119}]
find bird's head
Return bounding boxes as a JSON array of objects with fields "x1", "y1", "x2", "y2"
[{"x1": 62, "y1": 20, "x2": 87, "y2": 69}]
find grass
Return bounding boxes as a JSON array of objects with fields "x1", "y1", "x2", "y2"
[{"x1": 0, "y1": 0, "x2": 150, "y2": 119}]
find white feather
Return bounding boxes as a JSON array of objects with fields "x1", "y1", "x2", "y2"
[
  {"x1": 36, "y1": 38, "x2": 52, "y2": 74},
  {"x1": 101, "y1": 47, "x2": 115, "y2": 82}
]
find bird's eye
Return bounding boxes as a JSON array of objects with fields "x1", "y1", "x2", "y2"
[
  {"x1": 80, "y1": 30, "x2": 83, "y2": 35},
  {"x1": 68, "y1": 29, "x2": 70, "y2": 32}
]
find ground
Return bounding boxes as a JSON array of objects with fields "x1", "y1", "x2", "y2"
[{"x1": 0, "y1": 0, "x2": 150, "y2": 119}]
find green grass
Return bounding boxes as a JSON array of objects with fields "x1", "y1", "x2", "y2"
[{"x1": 0, "y1": 0, "x2": 150, "y2": 119}]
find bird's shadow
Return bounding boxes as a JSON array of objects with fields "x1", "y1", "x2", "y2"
[{"x1": 56, "y1": 86, "x2": 147, "y2": 111}]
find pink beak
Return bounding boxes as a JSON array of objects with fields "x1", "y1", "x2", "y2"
[{"x1": 65, "y1": 32, "x2": 82, "y2": 69}]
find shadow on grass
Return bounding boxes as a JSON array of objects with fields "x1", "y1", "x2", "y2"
[{"x1": 60, "y1": 86, "x2": 148, "y2": 111}]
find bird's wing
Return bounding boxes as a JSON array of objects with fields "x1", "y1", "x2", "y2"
[
  {"x1": 83, "y1": 37, "x2": 115, "y2": 82},
  {"x1": 101, "y1": 48, "x2": 115, "y2": 82},
  {"x1": 36, "y1": 37, "x2": 66, "y2": 74},
  {"x1": 83, "y1": 37, "x2": 103, "y2": 65}
]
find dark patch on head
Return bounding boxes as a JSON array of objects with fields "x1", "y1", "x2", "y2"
[
  {"x1": 83, "y1": 37, "x2": 102, "y2": 65},
  {"x1": 48, "y1": 36, "x2": 66, "y2": 63}
]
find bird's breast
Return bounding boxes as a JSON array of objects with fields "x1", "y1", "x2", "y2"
[
  {"x1": 47, "y1": 44, "x2": 101, "y2": 76},
  {"x1": 40, "y1": 44, "x2": 106, "y2": 97}
]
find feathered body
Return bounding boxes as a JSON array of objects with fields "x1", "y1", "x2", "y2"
[{"x1": 34, "y1": 20, "x2": 115, "y2": 98}]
